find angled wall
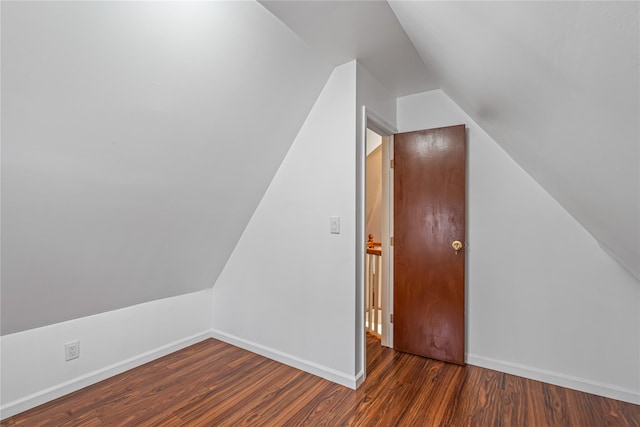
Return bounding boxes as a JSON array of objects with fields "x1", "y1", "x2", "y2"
[
  {"x1": 1, "y1": 1, "x2": 332, "y2": 334},
  {"x1": 397, "y1": 90, "x2": 640, "y2": 404},
  {"x1": 390, "y1": 1, "x2": 640, "y2": 278},
  {"x1": 211, "y1": 62, "x2": 358, "y2": 386}
]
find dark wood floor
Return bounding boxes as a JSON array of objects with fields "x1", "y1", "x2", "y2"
[{"x1": 3, "y1": 334, "x2": 639, "y2": 426}]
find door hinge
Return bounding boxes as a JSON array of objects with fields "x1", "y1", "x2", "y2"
[
  {"x1": 390, "y1": 159, "x2": 394, "y2": 169},
  {"x1": 390, "y1": 313, "x2": 393, "y2": 323},
  {"x1": 390, "y1": 236, "x2": 394, "y2": 246}
]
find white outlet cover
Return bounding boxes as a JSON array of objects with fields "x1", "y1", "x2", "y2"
[{"x1": 65, "y1": 340, "x2": 80, "y2": 361}]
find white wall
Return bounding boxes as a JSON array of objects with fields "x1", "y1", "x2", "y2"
[
  {"x1": 397, "y1": 90, "x2": 640, "y2": 404},
  {"x1": 0, "y1": 289, "x2": 212, "y2": 419},
  {"x1": 365, "y1": 145, "x2": 382, "y2": 241},
  {"x1": 357, "y1": 65, "x2": 397, "y2": 130},
  {"x1": 1, "y1": 0, "x2": 331, "y2": 334},
  {"x1": 365, "y1": 130, "x2": 383, "y2": 246},
  {"x1": 366, "y1": 129, "x2": 382, "y2": 156},
  {"x1": 211, "y1": 62, "x2": 358, "y2": 387}
]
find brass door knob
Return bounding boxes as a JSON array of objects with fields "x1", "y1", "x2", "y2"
[{"x1": 452, "y1": 240, "x2": 463, "y2": 251}]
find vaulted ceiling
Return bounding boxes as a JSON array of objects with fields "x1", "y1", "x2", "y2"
[
  {"x1": 2, "y1": 1, "x2": 637, "y2": 335},
  {"x1": 264, "y1": 0, "x2": 639, "y2": 278}
]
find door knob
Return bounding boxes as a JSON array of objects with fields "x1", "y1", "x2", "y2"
[{"x1": 452, "y1": 240, "x2": 463, "y2": 251}]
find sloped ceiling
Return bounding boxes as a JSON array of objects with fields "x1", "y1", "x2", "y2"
[
  {"x1": 1, "y1": 1, "x2": 332, "y2": 334},
  {"x1": 260, "y1": 0, "x2": 437, "y2": 96},
  {"x1": 266, "y1": 0, "x2": 639, "y2": 278},
  {"x1": 390, "y1": 1, "x2": 639, "y2": 278}
]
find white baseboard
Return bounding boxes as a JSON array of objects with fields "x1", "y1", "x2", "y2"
[
  {"x1": 466, "y1": 353, "x2": 640, "y2": 405},
  {"x1": 354, "y1": 370, "x2": 365, "y2": 388},
  {"x1": 210, "y1": 329, "x2": 358, "y2": 389},
  {"x1": 0, "y1": 330, "x2": 211, "y2": 420},
  {"x1": 5, "y1": 332, "x2": 634, "y2": 421}
]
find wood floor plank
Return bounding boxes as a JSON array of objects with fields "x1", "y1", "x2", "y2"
[
  {"x1": 240, "y1": 374, "x2": 330, "y2": 426},
  {"x1": 281, "y1": 382, "x2": 353, "y2": 426},
  {"x1": 2, "y1": 335, "x2": 639, "y2": 426},
  {"x1": 373, "y1": 358, "x2": 443, "y2": 426},
  {"x1": 501, "y1": 370, "x2": 527, "y2": 426},
  {"x1": 396, "y1": 359, "x2": 465, "y2": 426},
  {"x1": 540, "y1": 382, "x2": 570, "y2": 427}
]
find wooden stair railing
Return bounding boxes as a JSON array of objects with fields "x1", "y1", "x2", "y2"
[
  {"x1": 366, "y1": 234, "x2": 382, "y2": 256},
  {"x1": 365, "y1": 234, "x2": 382, "y2": 337}
]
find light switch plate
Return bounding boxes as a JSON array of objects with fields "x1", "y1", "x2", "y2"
[{"x1": 330, "y1": 216, "x2": 340, "y2": 234}]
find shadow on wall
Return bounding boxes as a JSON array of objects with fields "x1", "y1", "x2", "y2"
[{"x1": 366, "y1": 129, "x2": 383, "y2": 241}]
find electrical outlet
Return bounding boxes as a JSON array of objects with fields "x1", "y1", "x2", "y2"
[{"x1": 65, "y1": 340, "x2": 80, "y2": 361}]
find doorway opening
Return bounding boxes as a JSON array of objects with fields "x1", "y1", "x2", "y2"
[
  {"x1": 361, "y1": 111, "x2": 395, "y2": 351},
  {"x1": 359, "y1": 107, "x2": 396, "y2": 385}
]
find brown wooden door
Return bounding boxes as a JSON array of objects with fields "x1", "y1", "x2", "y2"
[{"x1": 393, "y1": 125, "x2": 466, "y2": 365}]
